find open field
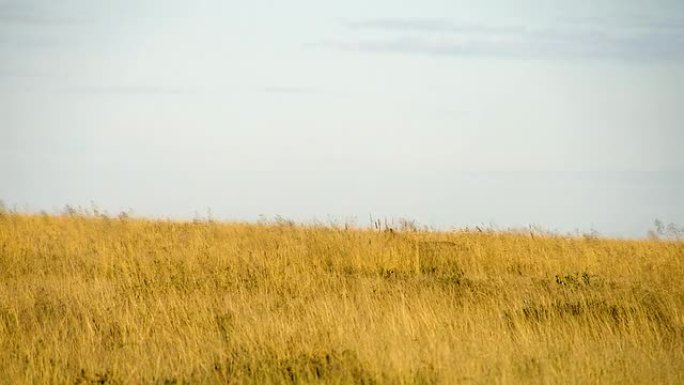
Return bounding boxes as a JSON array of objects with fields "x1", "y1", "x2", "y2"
[{"x1": 0, "y1": 212, "x2": 683, "y2": 384}]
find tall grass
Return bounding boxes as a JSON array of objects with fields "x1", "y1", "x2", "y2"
[{"x1": 0, "y1": 212, "x2": 682, "y2": 384}]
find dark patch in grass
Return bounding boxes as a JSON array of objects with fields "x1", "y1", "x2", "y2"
[
  {"x1": 279, "y1": 349, "x2": 376, "y2": 384},
  {"x1": 215, "y1": 311, "x2": 235, "y2": 342},
  {"x1": 74, "y1": 369, "x2": 114, "y2": 385},
  {"x1": 217, "y1": 348, "x2": 378, "y2": 384},
  {"x1": 554, "y1": 272, "x2": 597, "y2": 288},
  {"x1": 519, "y1": 300, "x2": 635, "y2": 324}
]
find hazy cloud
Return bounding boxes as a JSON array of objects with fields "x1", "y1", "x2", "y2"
[
  {"x1": 333, "y1": 17, "x2": 684, "y2": 60},
  {"x1": 66, "y1": 85, "x2": 187, "y2": 95},
  {"x1": 0, "y1": 69, "x2": 48, "y2": 79},
  {"x1": 261, "y1": 86, "x2": 325, "y2": 95},
  {"x1": 345, "y1": 18, "x2": 525, "y2": 35},
  {"x1": 0, "y1": 0, "x2": 90, "y2": 57},
  {"x1": 0, "y1": 1, "x2": 84, "y2": 25}
]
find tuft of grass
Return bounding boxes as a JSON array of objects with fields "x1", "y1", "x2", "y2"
[{"x1": 0, "y1": 213, "x2": 682, "y2": 384}]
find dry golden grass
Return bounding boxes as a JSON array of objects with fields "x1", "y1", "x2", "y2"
[{"x1": 1, "y1": 212, "x2": 683, "y2": 384}]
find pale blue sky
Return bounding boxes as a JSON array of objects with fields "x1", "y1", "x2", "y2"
[{"x1": 1, "y1": 0, "x2": 683, "y2": 236}]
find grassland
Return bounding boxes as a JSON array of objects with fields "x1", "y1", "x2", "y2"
[{"x1": 0, "y1": 212, "x2": 683, "y2": 384}]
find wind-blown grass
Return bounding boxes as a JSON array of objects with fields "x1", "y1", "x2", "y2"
[{"x1": 0, "y1": 213, "x2": 682, "y2": 384}]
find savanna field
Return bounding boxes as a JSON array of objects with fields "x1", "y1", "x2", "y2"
[{"x1": 0, "y1": 212, "x2": 683, "y2": 384}]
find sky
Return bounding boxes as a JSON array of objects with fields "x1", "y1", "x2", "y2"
[{"x1": 1, "y1": 0, "x2": 683, "y2": 237}]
